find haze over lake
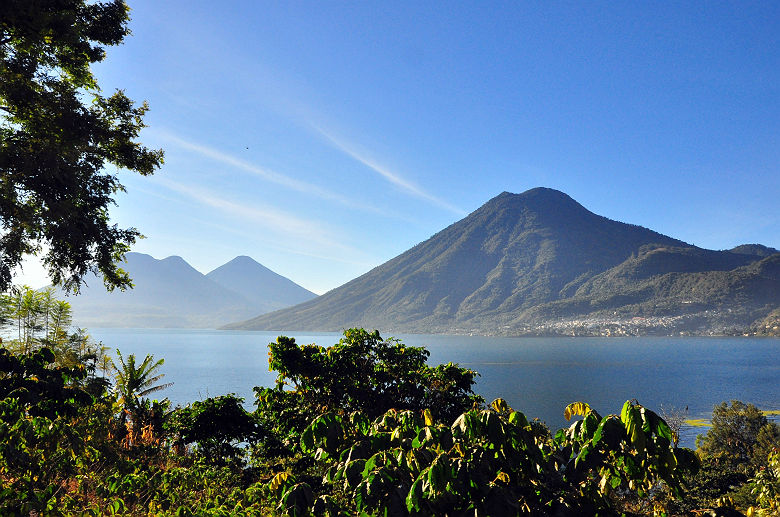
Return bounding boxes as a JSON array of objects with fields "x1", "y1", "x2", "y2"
[{"x1": 90, "y1": 328, "x2": 779, "y2": 448}]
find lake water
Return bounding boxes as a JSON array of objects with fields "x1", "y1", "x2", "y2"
[{"x1": 89, "y1": 328, "x2": 779, "y2": 448}]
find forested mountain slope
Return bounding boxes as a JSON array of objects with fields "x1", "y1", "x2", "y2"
[{"x1": 226, "y1": 188, "x2": 779, "y2": 335}]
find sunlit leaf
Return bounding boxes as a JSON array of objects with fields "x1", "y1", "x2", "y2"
[
  {"x1": 423, "y1": 408, "x2": 434, "y2": 427},
  {"x1": 564, "y1": 401, "x2": 592, "y2": 421},
  {"x1": 491, "y1": 398, "x2": 509, "y2": 413}
]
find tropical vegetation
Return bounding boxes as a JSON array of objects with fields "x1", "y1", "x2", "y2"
[{"x1": 0, "y1": 290, "x2": 777, "y2": 515}]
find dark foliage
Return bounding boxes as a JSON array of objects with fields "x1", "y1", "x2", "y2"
[
  {"x1": 0, "y1": 0, "x2": 163, "y2": 291},
  {"x1": 167, "y1": 394, "x2": 262, "y2": 464},
  {"x1": 255, "y1": 328, "x2": 482, "y2": 447}
]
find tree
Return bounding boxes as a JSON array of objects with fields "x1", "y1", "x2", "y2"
[
  {"x1": 682, "y1": 401, "x2": 780, "y2": 512},
  {"x1": 166, "y1": 394, "x2": 261, "y2": 464},
  {"x1": 697, "y1": 400, "x2": 775, "y2": 472},
  {"x1": 0, "y1": 0, "x2": 163, "y2": 292},
  {"x1": 112, "y1": 350, "x2": 171, "y2": 412},
  {"x1": 111, "y1": 350, "x2": 172, "y2": 451},
  {"x1": 255, "y1": 329, "x2": 483, "y2": 448},
  {"x1": 1, "y1": 285, "x2": 48, "y2": 351}
]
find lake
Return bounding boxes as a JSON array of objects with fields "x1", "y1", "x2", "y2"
[{"x1": 89, "y1": 328, "x2": 780, "y2": 448}]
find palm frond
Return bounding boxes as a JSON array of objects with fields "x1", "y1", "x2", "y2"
[{"x1": 137, "y1": 382, "x2": 174, "y2": 398}]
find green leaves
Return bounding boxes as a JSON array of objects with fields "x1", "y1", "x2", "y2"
[
  {"x1": 0, "y1": 0, "x2": 163, "y2": 291},
  {"x1": 428, "y1": 453, "x2": 449, "y2": 494},
  {"x1": 621, "y1": 400, "x2": 646, "y2": 452},
  {"x1": 111, "y1": 350, "x2": 171, "y2": 444},
  {"x1": 259, "y1": 329, "x2": 482, "y2": 449},
  {"x1": 592, "y1": 416, "x2": 624, "y2": 450},
  {"x1": 289, "y1": 403, "x2": 559, "y2": 515},
  {"x1": 165, "y1": 394, "x2": 259, "y2": 464}
]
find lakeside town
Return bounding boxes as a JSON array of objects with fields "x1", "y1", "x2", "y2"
[{"x1": 446, "y1": 309, "x2": 780, "y2": 338}]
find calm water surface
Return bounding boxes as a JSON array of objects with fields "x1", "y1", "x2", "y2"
[{"x1": 90, "y1": 329, "x2": 779, "y2": 448}]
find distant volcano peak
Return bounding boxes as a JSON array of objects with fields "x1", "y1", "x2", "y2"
[
  {"x1": 495, "y1": 187, "x2": 573, "y2": 200},
  {"x1": 222, "y1": 255, "x2": 263, "y2": 268},
  {"x1": 484, "y1": 187, "x2": 586, "y2": 213}
]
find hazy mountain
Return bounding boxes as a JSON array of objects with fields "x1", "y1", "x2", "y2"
[
  {"x1": 57, "y1": 253, "x2": 312, "y2": 329},
  {"x1": 225, "y1": 188, "x2": 779, "y2": 335},
  {"x1": 206, "y1": 255, "x2": 316, "y2": 314}
]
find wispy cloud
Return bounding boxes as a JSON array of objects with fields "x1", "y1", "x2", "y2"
[
  {"x1": 157, "y1": 178, "x2": 369, "y2": 262},
  {"x1": 154, "y1": 130, "x2": 383, "y2": 213},
  {"x1": 312, "y1": 125, "x2": 466, "y2": 216}
]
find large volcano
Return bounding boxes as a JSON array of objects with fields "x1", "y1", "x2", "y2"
[{"x1": 225, "y1": 188, "x2": 779, "y2": 335}]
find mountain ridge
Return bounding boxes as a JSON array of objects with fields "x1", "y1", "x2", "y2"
[{"x1": 57, "y1": 253, "x2": 314, "y2": 329}]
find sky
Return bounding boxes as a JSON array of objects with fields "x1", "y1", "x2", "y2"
[{"x1": 14, "y1": 1, "x2": 780, "y2": 294}]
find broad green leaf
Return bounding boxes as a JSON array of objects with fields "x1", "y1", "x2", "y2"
[
  {"x1": 508, "y1": 410, "x2": 529, "y2": 429},
  {"x1": 655, "y1": 416, "x2": 673, "y2": 442},
  {"x1": 639, "y1": 406, "x2": 654, "y2": 433},
  {"x1": 596, "y1": 416, "x2": 625, "y2": 449},
  {"x1": 482, "y1": 411, "x2": 504, "y2": 444},
  {"x1": 620, "y1": 400, "x2": 633, "y2": 424},
  {"x1": 428, "y1": 455, "x2": 447, "y2": 493},
  {"x1": 325, "y1": 466, "x2": 340, "y2": 483},
  {"x1": 581, "y1": 413, "x2": 599, "y2": 439},
  {"x1": 344, "y1": 459, "x2": 366, "y2": 487},
  {"x1": 406, "y1": 478, "x2": 424, "y2": 512},
  {"x1": 621, "y1": 404, "x2": 646, "y2": 452},
  {"x1": 282, "y1": 483, "x2": 314, "y2": 513},
  {"x1": 301, "y1": 426, "x2": 314, "y2": 452},
  {"x1": 575, "y1": 443, "x2": 593, "y2": 468}
]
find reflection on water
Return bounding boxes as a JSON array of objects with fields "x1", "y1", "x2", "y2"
[{"x1": 89, "y1": 329, "x2": 779, "y2": 448}]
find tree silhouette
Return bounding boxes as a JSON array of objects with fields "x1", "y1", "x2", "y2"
[{"x1": 0, "y1": 0, "x2": 163, "y2": 291}]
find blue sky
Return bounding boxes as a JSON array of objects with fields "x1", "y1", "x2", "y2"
[{"x1": 16, "y1": 1, "x2": 780, "y2": 294}]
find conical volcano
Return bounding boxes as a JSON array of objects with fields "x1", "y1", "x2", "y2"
[{"x1": 225, "y1": 188, "x2": 778, "y2": 335}]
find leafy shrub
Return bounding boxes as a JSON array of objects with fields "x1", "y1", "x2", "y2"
[
  {"x1": 167, "y1": 394, "x2": 261, "y2": 463},
  {"x1": 0, "y1": 347, "x2": 110, "y2": 514},
  {"x1": 270, "y1": 398, "x2": 699, "y2": 516}
]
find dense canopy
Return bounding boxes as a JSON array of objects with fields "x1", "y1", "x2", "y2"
[{"x1": 0, "y1": 0, "x2": 162, "y2": 291}]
